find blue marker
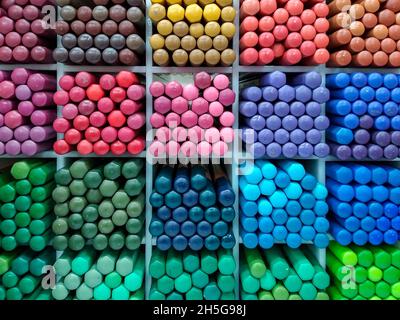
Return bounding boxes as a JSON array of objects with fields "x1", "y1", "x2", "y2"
[
  {"x1": 328, "y1": 198, "x2": 352, "y2": 218},
  {"x1": 241, "y1": 215, "x2": 258, "y2": 233},
  {"x1": 165, "y1": 219, "x2": 180, "y2": 237},
  {"x1": 157, "y1": 205, "x2": 171, "y2": 221},
  {"x1": 258, "y1": 233, "x2": 274, "y2": 249},
  {"x1": 241, "y1": 231, "x2": 258, "y2": 249},
  {"x1": 172, "y1": 235, "x2": 187, "y2": 251},
  {"x1": 188, "y1": 206, "x2": 204, "y2": 222},
  {"x1": 204, "y1": 235, "x2": 220, "y2": 251},
  {"x1": 188, "y1": 234, "x2": 203, "y2": 251},
  {"x1": 286, "y1": 233, "x2": 302, "y2": 248},
  {"x1": 300, "y1": 226, "x2": 316, "y2": 241},
  {"x1": 205, "y1": 207, "x2": 220, "y2": 223},
  {"x1": 181, "y1": 220, "x2": 196, "y2": 237},
  {"x1": 258, "y1": 217, "x2": 274, "y2": 233},
  {"x1": 221, "y1": 207, "x2": 235, "y2": 222},
  {"x1": 285, "y1": 200, "x2": 301, "y2": 217},
  {"x1": 326, "y1": 73, "x2": 350, "y2": 88},
  {"x1": 258, "y1": 198, "x2": 272, "y2": 216},
  {"x1": 157, "y1": 234, "x2": 172, "y2": 251},
  {"x1": 213, "y1": 221, "x2": 228, "y2": 237},
  {"x1": 352, "y1": 229, "x2": 368, "y2": 246},
  {"x1": 272, "y1": 225, "x2": 288, "y2": 241},
  {"x1": 172, "y1": 207, "x2": 188, "y2": 223},
  {"x1": 331, "y1": 222, "x2": 352, "y2": 245}
]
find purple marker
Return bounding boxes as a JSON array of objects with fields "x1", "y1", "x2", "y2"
[
  {"x1": 298, "y1": 142, "x2": 313, "y2": 157},
  {"x1": 354, "y1": 129, "x2": 370, "y2": 145},
  {"x1": 0, "y1": 126, "x2": 13, "y2": 142},
  {"x1": 313, "y1": 116, "x2": 330, "y2": 130},
  {"x1": 282, "y1": 115, "x2": 298, "y2": 131},
  {"x1": 249, "y1": 142, "x2": 266, "y2": 158},
  {"x1": 306, "y1": 129, "x2": 322, "y2": 144},
  {"x1": 278, "y1": 85, "x2": 295, "y2": 102},
  {"x1": 282, "y1": 142, "x2": 298, "y2": 158},
  {"x1": 266, "y1": 142, "x2": 282, "y2": 158},
  {"x1": 241, "y1": 127, "x2": 258, "y2": 143},
  {"x1": 0, "y1": 142, "x2": 4, "y2": 154},
  {"x1": 262, "y1": 86, "x2": 278, "y2": 101},
  {"x1": 351, "y1": 145, "x2": 368, "y2": 160},
  {"x1": 274, "y1": 128, "x2": 289, "y2": 144},
  {"x1": 372, "y1": 132, "x2": 391, "y2": 147},
  {"x1": 246, "y1": 115, "x2": 266, "y2": 131},
  {"x1": 241, "y1": 87, "x2": 262, "y2": 102},
  {"x1": 274, "y1": 102, "x2": 289, "y2": 117},
  {"x1": 30, "y1": 110, "x2": 56, "y2": 126},
  {"x1": 18, "y1": 101, "x2": 35, "y2": 116},
  {"x1": 305, "y1": 101, "x2": 321, "y2": 117},
  {"x1": 295, "y1": 85, "x2": 312, "y2": 103},
  {"x1": 30, "y1": 126, "x2": 55, "y2": 142},
  {"x1": 15, "y1": 84, "x2": 31, "y2": 100},
  {"x1": 314, "y1": 143, "x2": 329, "y2": 158},
  {"x1": 290, "y1": 101, "x2": 305, "y2": 117},
  {"x1": 331, "y1": 144, "x2": 352, "y2": 160},
  {"x1": 290, "y1": 129, "x2": 306, "y2": 144},
  {"x1": 240, "y1": 101, "x2": 257, "y2": 117},
  {"x1": 258, "y1": 101, "x2": 273, "y2": 117},
  {"x1": 298, "y1": 115, "x2": 314, "y2": 131},
  {"x1": 384, "y1": 145, "x2": 398, "y2": 159},
  {"x1": 260, "y1": 71, "x2": 286, "y2": 88},
  {"x1": 21, "y1": 140, "x2": 52, "y2": 156},
  {"x1": 292, "y1": 71, "x2": 322, "y2": 89},
  {"x1": 312, "y1": 87, "x2": 330, "y2": 103},
  {"x1": 14, "y1": 125, "x2": 31, "y2": 142},
  {"x1": 5, "y1": 140, "x2": 21, "y2": 155},
  {"x1": 359, "y1": 115, "x2": 374, "y2": 129},
  {"x1": 266, "y1": 115, "x2": 281, "y2": 130},
  {"x1": 368, "y1": 145, "x2": 383, "y2": 160},
  {"x1": 391, "y1": 131, "x2": 400, "y2": 146},
  {"x1": 258, "y1": 128, "x2": 273, "y2": 145},
  {"x1": 0, "y1": 114, "x2": 3, "y2": 126}
]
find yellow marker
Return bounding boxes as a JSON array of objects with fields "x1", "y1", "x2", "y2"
[
  {"x1": 181, "y1": 35, "x2": 196, "y2": 51},
  {"x1": 205, "y1": 48, "x2": 221, "y2": 66},
  {"x1": 165, "y1": 34, "x2": 181, "y2": 51},
  {"x1": 149, "y1": 4, "x2": 167, "y2": 23},
  {"x1": 197, "y1": 35, "x2": 213, "y2": 51},
  {"x1": 185, "y1": 4, "x2": 203, "y2": 23},
  {"x1": 221, "y1": 6, "x2": 236, "y2": 22},
  {"x1": 203, "y1": 4, "x2": 221, "y2": 22},
  {"x1": 167, "y1": 4, "x2": 185, "y2": 23},
  {"x1": 199, "y1": 0, "x2": 215, "y2": 6},
  {"x1": 216, "y1": 0, "x2": 232, "y2": 7},
  {"x1": 167, "y1": 0, "x2": 182, "y2": 5},
  {"x1": 213, "y1": 34, "x2": 228, "y2": 51},
  {"x1": 150, "y1": 34, "x2": 165, "y2": 50},
  {"x1": 157, "y1": 19, "x2": 173, "y2": 36},
  {"x1": 221, "y1": 48, "x2": 236, "y2": 66},
  {"x1": 184, "y1": 0, "x2": 197, "y2": 5},
  {"x1": 189, "y1": 49, "x2": 205, "y2": 66},
  {"x1": 173, "y1": 21, "x2": 189, "y2": 37},
  {"x1": 205, "y1": 21, "x2": 220, "y2": 37},
  {"x1": 190, "y1": 23, "x2": 204, "y2": 38},
  {"x1": 220, "y1": 22, "x2": 235, "y2": 39},
  {"x1": 172, "y1": 49, "x2": 189, "y2": 66},
  {"x1": 153, "y1": 49, "x2": 170, "y2": 66}
]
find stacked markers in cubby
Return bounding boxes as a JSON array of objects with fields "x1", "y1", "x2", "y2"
[
  {"x1": 52, "y1": 248, "x2": 144, "y2": 300},
  {"x1": 327, "y1": 242, "x2": 400, "y2": 300},
  {"x1": 240, "y1": 160, "x2": 330, "y2": 249},
  {"x1": 328, "y1": 0, "x2": 400, "y2": 67},
  {"x1": 0, "y1": 248, "x2": 55, "y2": 300},
  {"x1": 326, "y1": 162, "x2": 400, "y2": 246},
  {"x1": 241, "y1": 246, "x2": 329, "y2": 300},
  {"x1": 149, "y1": 249, "x2": 235, "y2": 300},
  {"x1": 239, "y1": 0, "x2": 330, "y2": 65},
  {"x1": 53, "y1": 71, "x2": 145, "y2": 155},
  {"x1": 326, "y1": 73, "x2": 400, "y2": 160},
  {"x1": 0, "y1": 68, "x2": 56, "y2": 155},
  {"x1": 149, "y1": 165, "x2": 236, "y2": 251},
  {"x1": 240, "y1": 71, "x2": 330, "y2": 159},
  {"x1": 149, "y1": 0, "x2": 236, "y2": 66},
  {"x1": 54, "y1": 0, "x2": 145, "y2": 65},
  {"x1": 149, "y1": 72, "x2": 235, "y2": 158},
  {"x1": 0, "y1": 160, "x2": 56, "y2": 252},
  {"x1": 52, "y1": 159, "x2": 145, "y2": 252},
  {"x1": 0, "y1": 0, "x2": 55, "y2": 63}
]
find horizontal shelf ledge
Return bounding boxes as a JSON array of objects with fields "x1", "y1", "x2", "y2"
[
  {"x1": 62, "y1": 65, "x2": 146, "y2": 73},
  {"x1": 152, "y1": 66, "x2": 233, "y2": 74}
]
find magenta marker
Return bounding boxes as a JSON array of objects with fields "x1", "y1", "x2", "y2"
[
  {"x1": 30, "y1": 126, "x2": 55, "y2": 142},
  {"x1": 219, "y1": 89, "x2": 236, "y2": 106},
  {"x1": 150, "y1": 113, "x2": 165, "y2": 128},
  {"x1": 120, "y1": 100, "x2": 142, "y2": 115},
  {"x1": 181, "y1": 110, "x2": 198, "y2": 128},
  {"x1": 0, "y1": 47, "x2": 13, "y2": 62},
  {"x1": 32, "y1": 92, "x2": 53, "y2": 107},
  {"x1": 21, "y1": 140, "x2": 52, "y2": 156},
  {"x1": 165, "y1": 112, "x2": 181, "y2": 127},
  {"x1": 192, "y1": 97, "x2": 209, "y2": 115},
  {"x1": 171, "y1": 97, "x2": 188, "y2": 114},
  {"x1": 204, "y1": 87, "x2": 219, "y2": 102},
  {"x1": 13, "y1": 45, "x2": 30, "y2": 62},
  {"x1": 156, "y1": 127, "x2": 171, "y2": 143},
  {"x1": 0, "y1": 100, "x2": 17, "y2": 113},
  {"x1": 118, "y1": 127, "x2": 136, "y2": 143},
  {"x1": 127, "y1": 84, "x2": 145, "y2": 101},
  {"x1": 0, "y1": 114, "x2": 3, "y2": 126},
  {"x1": 11, "y1": 67, "x2": 32, "y2": 84},
  {"x1": 198, "y1": 114, "x2": 214, "y2": 129},
  {"x1": 165, "y1": 81, "x2": 183, "y2": 99},
  {"x1": 194, "y1": 72, "x2": 212, "y2": 89},
  {"x1": 14, "y1": 125, "x2": 31, "y2": 142},
  {"x1": 0, "y1": 71, "x2": 10, "y2": 82},
  {"x1": 62, "y1": 103, "x2": 79, "y2": 120},
  {"x1": 5, "y1": 110, "x2": 25, "y2": 128},
  {"x1": 150, "y1": 81, "x2": 165, "y2": 97},
  {"x1": 127, "y1": 112, "x2": 146, "y2": 130},
  {"x1": 5, "y1": 140, "x2": 21, "y2": 155},
  {"x1": 27, "y1": 73, "x2": 56, "y2": 91},
  {"x1": 30, "y1": 110, "x2": 56, "y2": 126},
  {"x1": 15, "y1": 18, "x2": 30, "y2": 34},
  {"x1": 0, "y1": 126, "x2": 13, "y2": 142},
  {"x1": 182, "y1": 84, "x2": 199, "y2": 101},
  {"x1": 154, "y1": 96, "x2": 171, "y2": 114},
  {"x1": 5, "y1": 31, "x2": 22, "y2": 47}
]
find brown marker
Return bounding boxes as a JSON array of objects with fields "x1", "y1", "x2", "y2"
[
  {"x1": 181, "y1": 35, "x2": 196, "y2": 51},
  {"x1": 165, "y1": 34, "x2": 181, "y2": 51},
  {"x1": 173, "y1": 21, "x2": 189, "y2": 37},
  {"x1": 389, "y1": 25, "x2": 400, "y2": 40},
  {"x1": 109, "y1": 5, "x2": 126, "y2": 23},
  {"x1": 189, "y1": 49, "x2": 205, "y2": 66},
  {"x1": 350, "y1": 21, "x2": 365, "y2": 36},
  {"x1": 372, "y1": 51, "x2": 389, "y2": 66},
  {"x1": 213, "y1": 35, "x2": 229, "y2": 51},
  {"x1": 102, "y1": 20, "x2": 118, "y2": 37},
  {"x1": 329, "y1": 13, "x2": 351, "y2": 32},
  {"x1": 388, "y1": 51, "x2": 400, "y2": 66},
  {"x1": 119, "y1": 48, "x2": 139, "y2": 65},
  {"x1": 381, "y1": 38, "x2": 396, "y2": 53},
  {"x1": 220, "y1": 48, "x2": 236, "y2": 66},
  {"x1": 368, "y1": 24, "x2": 389, "y2": 39},
  {"x1": 328, "y1": 0, "x2": 351, "y2": 17},
  {"x1": 365, "y1": 37, "x2": 381, "y2": 52},
  {"x1": 71, "y1": 20, "x2": 86, "y2": 36},
  {"x1": 352, "y1": 50, "x2": 373, "y2": 66},
  {"x1": 153, "y1": 48, "x2": 170, "y2": 66},
  {"x1": 348, "y1": 37, "x2": 365, "y2": 53},
  {"x1": 150, "y1": 34, "x2": 165, "y2": 50},
  {"x1": 362, "y1": 13, "x2": 378, "y2": 29},
  {"x1": 329, "y1": 29, "x2": 352, "y2": 48},
  {"x1": 119, "y1": 21, "x2": 136, "y2": 36},
  {"x1": 385, "y1": 0, "x2": 400, "y2": 13},
  {"x1": 56, "y1": 21, "x2": 70, "y2": 35},
  {"x1": 378, "y1": 9, "x2": 396, "y2": 26},
  {"x1": 349, "y1": 4, "x2": 365, "y2": 20},
  {"x1": 86, "y1": 21, "x2": 102, "y2": 36},
  {"x1": 197, "y1": 35, "x2": 213, "y2": 51},
  {"x1": 205, "y1": 49, "x2": 221, "y2": 66},
  {"x1": 172, "y1": 49, "x2": 189, "y2": 66},
  {"x1": 77, "y1": 6, "x2": 92, "y2": 22},
  {"x1": 328, "y1": 50, "x2": 352, "y2": 66},
  {"x1": 357, "y1": 0, "x2": 380, "y2": 13}
]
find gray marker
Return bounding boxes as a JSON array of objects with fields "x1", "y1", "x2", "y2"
[
  {"x1": 102, "y1": 47, "x2": 118, "y2": 64},
  {"x1": 110, "y1": 34, "x2": 126, "y2": 50},
  {"x1": 85, "y1": 48, "x2": 102, "y2": 64},
  {"x1": 69, "y1": 47, "x2": 85, "y2": 64},
  {"x1": 126, "y1": 34, "x2": 145, "y2": 54},
  {"x1": 127, "y1": 0, "x2": 145, "y2": 10},
  {"x1": 92, "y1": 6, "x2": 108, "y2": 22},
  {"x1": 61, "y1": 33, "x2": 77, "y2": 49},
  {"x1": 60, "y1": 5, "x2": 76, "y2": 22},
  {"x1": 127, "y1": 7, "x2": 145, "y2": 26},
  {"x1": 94, "y1": 34, "x2": 110, "y2": 50},
  {"x1": 78, "y1": 33, "x2": 93, "y2": 50},
  {"x1": 53, "y1": 48, "x2": 69, "y2": 63}
]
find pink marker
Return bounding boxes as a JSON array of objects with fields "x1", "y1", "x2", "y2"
[
  {"x1": 27, "y1": 73, "x2": 56, "y2": 91},
  {"x1": 281, "y1": 48, "x2": 302, "y2": 65},
  {"x1": 220, "y1": 127, "x2": 234, "y2": 143},
  {"x1": 53, "y1": 118, "x2": 70, "y2": 133},
  {"x1": 154, "y1": 96, "x2": 171, "y2": 114},
  {"x1": 194, "y1": 72, "x2": 212, "y2": 89},
  {"x1": 258, "y1": 48, "x2": 275, "y2": 65},
  {"x1": 219, "y1": 89, "x2": 235, "y2": 106},
  {"x1": 150, "y1": 81, "x2": 165, "y2": 97},
  {"x1": 198, "y1": 114, "x2": 214, "y2": 129},
  {"x1": 5, "y1": 110, "x2": 25, "y2": 129},
  {"x1": 192, "y1": 97, "x2": 209, "y2": 115},
  {"x1": 205, "y1": 127, "x2": 220, "y2": 143},
  {"x1": 13, "y1": 45, "x2": 29, "y2": 62},
  {"x1": 31, "y1": 110, "x2": 56, "y2": 126},
  {"x1": 62, "y1": 103, "x2": 79, "y2": 120},
  {"x1": 187, "y1": 125, "x2": 204, "y2": 143},
  {"x1": 287, "y1": 16, "x2": 302, "y2": 32},
  {"x1": 155, "y1": 127, "x2": 171, "y2": 143},
  {"x1": 75, "y1": 72, "x2": 96, "y2": 88},
  {"x1": 127, "y1": 112, "x2": 145, "y2": 130},
  {"x1": 127, "y1": 84, "x2": 145, "y2": 101},
  {"x1": 259, "y1": 16, "x2": 275, "y2": 32},
  {"x1": 78, "y1": 100, "x2": 96, "y2": 115},
  {"x1": 89, "y1": 111, "x2": 107, "y2": 127},
  {"x1": 285, "y1": 0, "x2": 303, "y2": 16},
  {"x1": 53, "y1": 90, "x2": 69, "y2": 106},
  {"x1": 15, "y1": 18, "x2": 30, "y2": 34},
  {"x1": 101, "y1": 126, "x2": 118, "y2": 143},
  {"x1": 197, "y1": 141, "x2": 212, "y2": 156},
  {"x1": 165, "y1": 112, "x2": 181, "y2": 128},
  {"x1": 120, "y1": 99, "x2": 142, "y2": 115},
  {"x1": 285, "y1": 32, "x2": 302, "y2": 48},
  {"x1": 0, "y1": 47, "x2": 12, "y2": 63},
  {"x1": 213, "y1": 74, "x2": 230, "y2": 90},
  {"x1": 149, "y1": 140, "x2": 166, "y2": 156},
  {"x1": 220, "y1": 111, "x2": 235, "y2": 127},
  {"x1": 181, "y1": 110, "x2": 198, "y2": 128},
  {"x1": 99, "y1": 74, "x2": 116, "y2": 91},
  {"x1": 11, "y1": 67, "x2": 32, "y2": 84},
  {"x1": 171, "y1": 96, "x2": 189, "y2": 114},
  {"x1": 165, "y1": 81, "x2": 183, "y2": 98},
  {"x1": 69, "y1": 86, "x2": 86, "y2": 103},
  {"x1": 98, "y1": 97, "x2": 115, "y2": 113},
  {"x1": 150, "y1": 112, "x2": 165, "y2": 128},
  {"x1": 85, "y1": 127, "x2": 101, "y2": 143},
  {"x1": 182, "y1": 84, "x2": 199, "y2": 101},
  {"x1": 0, "y1": 80, "x2": 15, "y2": 99},
  {"x1": 32, "y1": 92, "x2": 53, "y2": 107},
  {"x1": 212, "y1": 141, "x2": 228, "y2": 156},
  {"x1": 203, "y1": 87, "x2": 219, "y2": 102},
  {"x1": 166, "y1": 140, "x2": 180, "y2": 156},
  {"x1": 180, "y1": 141, "x2": 196, "y2": 157},
  {"x1": 5, "y1": 32, "x2": 21, "y2": 47},
  {"x1": 77, "y1": 140, "x2": 93, "y2": 155},
  {"x1": 118, "y1": 127, "x2": 136, "y2": 143},
  {"x1": 59, "y1": 75, "x2": 75, "y2": 91},
  {"x1": 209, "y1": 101, "x2": 224, "y2": 117},
  {"x1": 172, "y1": 126, "x2": 187, "y2": 142}
]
